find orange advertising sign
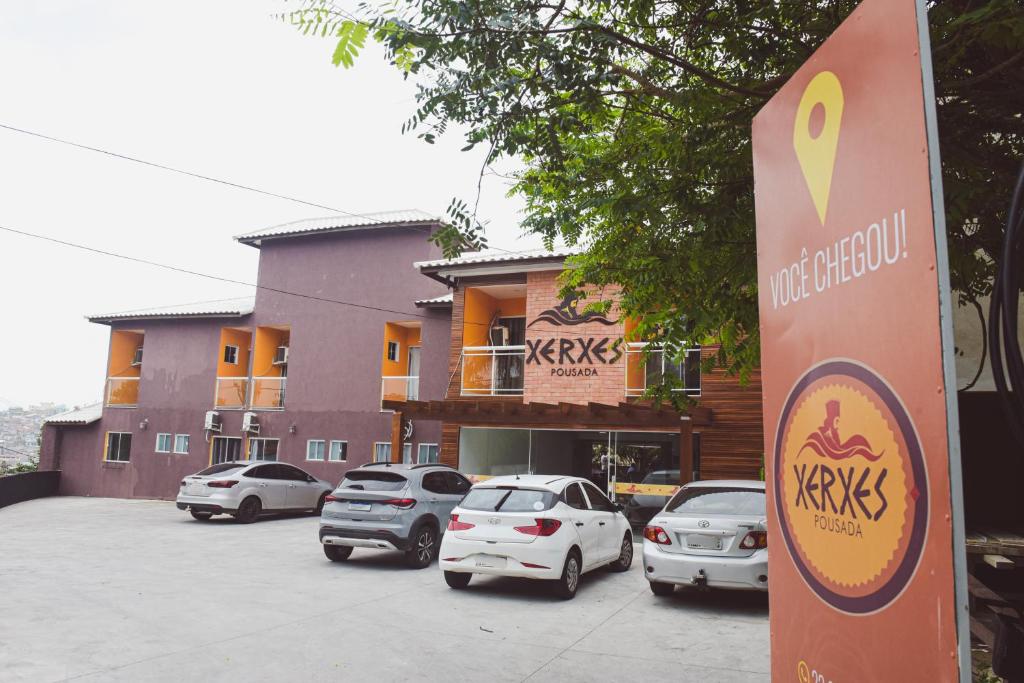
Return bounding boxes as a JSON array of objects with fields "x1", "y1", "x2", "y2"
[{"x1": 752, "y1": 1, "x2": 969, "y2": 681}]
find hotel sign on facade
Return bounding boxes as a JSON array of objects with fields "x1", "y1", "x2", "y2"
[{"x1": 752, "y1": 0, "x2": 969, "y2": 681}]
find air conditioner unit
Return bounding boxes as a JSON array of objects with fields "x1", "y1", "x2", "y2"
[
  {"x1": 204, "y1": 410, "x2": 221, "y2": 432},
  {"x1": 489, "y1": 325, "x2": 509, "y2": 347},
  {"x1": 242, "y1": 412, "x2": 260, "y2": 434},
  {"x1": 131, "y1": 347, "x2": 144, "y2": 367},
  {"x1": 272, "y1": 346, "x2": 289, "y2": 365}
]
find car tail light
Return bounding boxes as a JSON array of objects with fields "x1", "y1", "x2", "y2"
[
  {"x1": 513, "y1": 518, "x2": 562, "y2": 537},
  {"x1": 447, "y1": 514, "x2": 475, "y2": 531},
  {"x1": 643, "y1": 526, "x2": 672, "y2": 545},
  {"x1": 381, "y1": 498, "x2": 416, "y2": 509},
  {"x1": 180, "y1": 481, "x2": 186, "y2": 487},
  {"x1": 207, "y1": 480, "x2": 238, "y2": 489},
  {"x1": 324, "y1": 495, "x2": 343, "y2": 503},
  {"x1": 739, "y1": 531, "x2": 767, "y2": 549}
]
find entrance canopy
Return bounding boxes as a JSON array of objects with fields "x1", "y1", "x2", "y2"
[
  {"x1": 380, "y1": 398, "x2": 711, "y2": 430},
  {"x1": 382, "y1": 398, "x2": 711, "y2": 484}
]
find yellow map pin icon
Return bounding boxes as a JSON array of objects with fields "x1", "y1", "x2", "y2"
[{"x1": 793, "y1": 71, "x2": 844, "y2": 225}]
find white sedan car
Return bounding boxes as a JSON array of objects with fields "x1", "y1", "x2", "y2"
[
  {"x1": 642, "y1": 480, "x2": 768, "y2": 595},
  {"x1": 438, "y1": 475, "x2": 634, "y2": 599},
  {"x1": 176, "y1": 461, "x2": 334, "y2": 523}
]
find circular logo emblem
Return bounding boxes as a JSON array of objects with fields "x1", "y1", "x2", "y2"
[
  {"x1": 698, "y1": 519, "x2": 710, "y2": 529},
  {"x1": 774, "y1": 360, "x2": 928, "y2": 614}
]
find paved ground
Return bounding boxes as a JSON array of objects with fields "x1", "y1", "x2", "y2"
[{"x1": 0, "y1": 497, "x2": 769, "y2": 682}]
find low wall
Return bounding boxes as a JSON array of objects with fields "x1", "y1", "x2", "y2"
[{"x1": 0, "y1": 471, "x2": 61, "y2": 509}]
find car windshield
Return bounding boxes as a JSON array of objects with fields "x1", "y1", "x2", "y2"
[
  {"x1": 339, "y1": 470, "x2": 407, "y2": 491},
  {"x1": 665, "y1": 487, "x2": 765, "y2": 516},
  {"x1": 460, "y1": 487, "x2": 558, "y2": 512},
  {"x1": 641, "y1": 470, "x2": 680, "y2": 485},
  {"x1": 197, "y1": 463, "x2": 246, "y2": 476}
]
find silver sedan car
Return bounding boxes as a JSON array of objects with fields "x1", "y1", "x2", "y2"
[
  {"x1": 176, "y1": 461, "x2": 334, "y2": 523},
  {"x1": 642, "y1": 480, "x2": 767, "y2": 595}
]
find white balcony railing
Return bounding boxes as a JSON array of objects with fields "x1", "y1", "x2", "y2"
[
  {"x1": 250, "y1": 376, "x2": 286, "y2": 410},
  {"x1": 381, "y1": 375, "x2": 420, "y2": 404},
  {"x1": 214, "y1": 377, "x2": 249, "y2": 409},
  {"x1": 105, "y1": 377, "x2": 140, "y2": 407},
  {"x1": 461, "y1": 345, "x2": 525, "y2": 396},
  {"x1": 624, "y1": 343, "x2": 701, "y2": 398}
]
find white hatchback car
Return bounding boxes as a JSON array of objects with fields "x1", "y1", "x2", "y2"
[
  {"x1": 438, "y1": 475, "x2": 634, "y2": 599},
  {"x1": 642, "y1": 480, "x2": 768, "y2": 595}
]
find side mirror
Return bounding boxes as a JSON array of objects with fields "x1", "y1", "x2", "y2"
[{"x1": 613, "y1": 503, "x2": 624, "y2": 512}]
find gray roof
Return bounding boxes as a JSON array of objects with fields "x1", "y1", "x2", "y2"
[
  {"x1": 415, "y1": 247, "x2": 580, "y2": 271},
  {"x1": 414, "y1": 293, "x2": 453, "y2": 307},
  {"x1": 236, "y1": 210, "x2": 445, "y2": 246},
  {"x1": 46, "y1": 403, "x2": 103, "y2": 426},
  {"x1": 87, "y1": 297, "x2": 255, "y2": 324}
]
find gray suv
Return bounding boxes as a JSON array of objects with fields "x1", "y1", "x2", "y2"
[{"x1": 319, "y1": 463, "x2": 472, "y2": 568}]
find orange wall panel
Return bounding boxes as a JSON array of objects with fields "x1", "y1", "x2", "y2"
[
  {"x1": 216, "y1": 328, "x2": 252, "y2": 377},
  {"x1": 107, "y1": 330, "x2": 144, "y2": 377}
]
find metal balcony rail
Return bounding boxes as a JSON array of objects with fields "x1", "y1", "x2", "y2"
[
  {"x1": 250, "y1": 376, "x2": 286, "y2": 410},
  {"x1": 461, "y1": 345, "x2": 526, "y2": 396},
  {"x1": 624, "y1": 343, "x2": 701, "y2": 398},
  {"x1": 214, "y1": 377, "x2": 249, "y2": 409},
  {"x1": 381, "y1": 376, "x2": 420, "y2": 405},
  {"x1": 105, "y1": 377, "x2": 140, "y2": 407}
]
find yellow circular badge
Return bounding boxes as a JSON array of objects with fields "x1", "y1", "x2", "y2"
[{"x1": 774, "y1": 360, "x2": 928, "y2": 613}]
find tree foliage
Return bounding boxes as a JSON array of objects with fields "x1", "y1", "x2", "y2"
[{"x1": 288, "y1": 0, "x2": 1024, "y2": 390}]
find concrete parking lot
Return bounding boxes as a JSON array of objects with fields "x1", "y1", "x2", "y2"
[{"x1": 0, "y1": 497, "x2": 769, "y2": 682}]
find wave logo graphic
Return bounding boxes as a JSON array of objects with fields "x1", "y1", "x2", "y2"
[
  {"x1": 798, "y1": 399, "x2": 883, "y2": 462},
  {"x1": 528, "y1": 294, "x2": 618, "y2": 328}
]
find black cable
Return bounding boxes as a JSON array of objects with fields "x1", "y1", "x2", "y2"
[
  {"x1": 988, "y1": 160, "x2": 1024, "y2": 447},
  {"x1": 0, "y1": 121, "x2": 514, "y2": 254},
  {"x1": 0, "y1": 223, "x2": 435, "y2": 321},
  {"x1": 0, "y1": 223, "x2": 509, "y2": 326}
]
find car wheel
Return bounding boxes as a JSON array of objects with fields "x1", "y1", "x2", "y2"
[
  {"x1": 444, "y1": 571, "x2": 471, "y2": 589},
  {"x1": 553, "y1": 548, "x2": 582, "y2": 600},
  {"x1": 649, "y1": 581, "x2": 675, "y2": 596},
  {"x1": 190, "y1": 511, "x2": 213, "y2": 521},
  {"x1": 608, "y1": 533, "x2": 633, "y2": 572},
  {"x1": 405, "y1": 523, "x2": 437, "y2": 569},
  {"x1": 234, "y1": 496, "x2": 262, "y2": 524},
  {"x1": 314, "y1": 492, "x2": 328, "y2": 514},
  {"x1": 323, "y1": 544, "x2": 353, "y2": 562}
]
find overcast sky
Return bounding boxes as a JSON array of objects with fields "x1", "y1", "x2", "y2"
[{"x1": 0, "y1": 1, "x2": 541, "y2": 409}]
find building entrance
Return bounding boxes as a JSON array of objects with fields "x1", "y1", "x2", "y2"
[{"x1": 458, "y1": 427, "x2": 689, "y2": 526}]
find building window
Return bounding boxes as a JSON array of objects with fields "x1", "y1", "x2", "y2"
[
  {"x1": 373, "y1": 442, "x2": 391, "y2": 463},
  {"x1": 329, "y1": 440, "x2": 347, "y2": 462},
  {"x1": 105, "y1": 432, "x2": 132, "y2": 462},
  {"x1": 386, "y1": 340, "x2": 399, "y2": 362},
  {"x1": 223, "y1": 345, "x2": 239, "y2": 365},
  {"x1": 249, "y1": 438, "x2": 279, "y2": 461},
  {"x1": 403, "y1": 443, "x2": 412, "y2": 464},
  {"x1": 173, "y1": 434, "x2": 190, "y2": 454},
  {"x1": 306, "y1": 439, "x2": 326, "y2": 461},
  {"x1": 417, "y1": 443, "x2": 439, "y2": 464},
  {"x1": 155, "y1": 433, "x2": 172, "y2": 453},
  {"x1": 211, "y1": 436, "x2": 242, "y2": 465}
]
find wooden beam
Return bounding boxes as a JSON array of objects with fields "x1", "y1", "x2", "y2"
[
  {"x1": 390, "y1": 411, "x2": 404, "y2": 464},
  {"x1": 679, "y1": 419, "x2": 695, "y2": 484}
]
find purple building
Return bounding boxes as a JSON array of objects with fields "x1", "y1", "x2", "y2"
[{"x1": 40, "y1": 211, "x2": 453, "y2": 500}]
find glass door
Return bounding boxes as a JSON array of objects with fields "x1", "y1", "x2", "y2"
[{"x1": 407, "y1": 347, "x2": 421, "y2": 400}]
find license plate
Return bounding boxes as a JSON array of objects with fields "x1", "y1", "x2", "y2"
[
  {"x1": 186, "y1": 484, "x2": 204, "y2": 495},
  {"x1": 473, "y1": 555, "x2": 506, "y2": 569},
  {"x1": 687, "y1": 534, "x2": 722, "y2": 550},
  {"x1": 348, "y1": 502, "x2": 372, "y2": 512}
]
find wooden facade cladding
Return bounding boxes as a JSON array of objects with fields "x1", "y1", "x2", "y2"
[{"x1": 694, "y1": 346, "x2": 765, "y2": 481}]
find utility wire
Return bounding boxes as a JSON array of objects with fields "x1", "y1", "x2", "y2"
[
  {"x1": 0, "y1": 224, "x2": 435, "y2": 320},
  {"x1": 0, "y1": 121, "x2": 514, "y2": 253}
]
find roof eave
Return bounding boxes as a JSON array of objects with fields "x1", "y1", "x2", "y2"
[
  {"x1": 86, "y1": 311, "x2": 252, "y2": 325},
  {"x1": 235, "y1": 220, "x2": 444, "y2": 248}
]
